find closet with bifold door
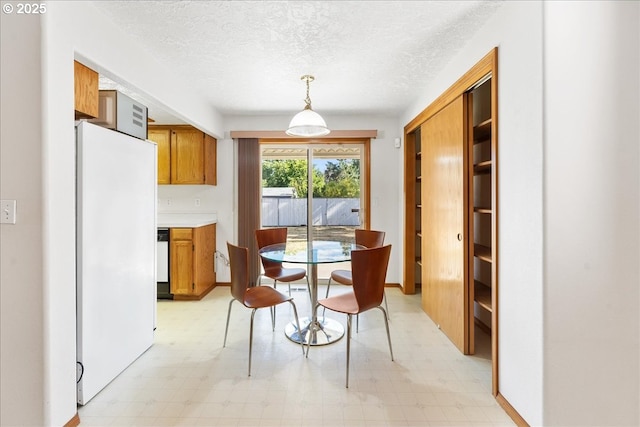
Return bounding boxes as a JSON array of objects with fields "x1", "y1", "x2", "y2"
[{"x1": 403, "y1": 48, "x2": 498, "y2": 395}]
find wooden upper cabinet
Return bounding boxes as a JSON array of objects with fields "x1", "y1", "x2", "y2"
[
  {"x1": 172, "y1": 128, "x2": 205, "y2": 184},
  {"x1": 204, "y1": 133, "x2": 217, "y2": 185},
  {"x1": 74, "y1": 61, "x2": 99, "y2": 119},
  {"x1": 148, "y1": 128, "x2": 171, "y2": 184},
  {"x1": 148, "y1": 125, "x2": 217, "y2": 185}
]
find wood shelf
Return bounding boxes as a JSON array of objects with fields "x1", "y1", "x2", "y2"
[
  {"x1": 474, "y1": 206, "x2": 492, "y2": 214},
  {"x1": 474, "y1": 244, "x2": 492, "y2": 263},
  {"x1": 473, "y1": 118, "x2": 492, "y2": 144},
  {"x1": 473, "y1": 160, "x2": 492, "y2": 175},
  {"x1": 474, "y1": 280, "x2": 492, "y2": 312},
  {"x1": 416, "y1": 175, "x2": 422, "y2": 181},
  {"x1": 416, "y1": 232, "x2": 422, "y2": 238},
  {"x1": 416, "y1": 258, "x2": 422, "y2": 266},
  {"x1": 416, "y1": 204, "x2": 422, "y2": 209},
  {"x1": 416, "y1": 151, "x2": 422, "y2": 159}
]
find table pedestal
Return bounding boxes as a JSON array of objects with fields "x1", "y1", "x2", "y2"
[
  {"x1": 284, "y1": 316, "x2": 345, "y2": 345},
  {"x1": 284, "y1": 263, "x2": 345, "y2": 345}
]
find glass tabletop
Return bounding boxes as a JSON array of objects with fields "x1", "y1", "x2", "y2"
[{"x1": 258, "y1": 240, "x2": 364, "y2": 264}]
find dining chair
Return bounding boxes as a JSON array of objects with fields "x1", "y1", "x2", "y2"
[
  {"x1": 255, "y1": 227, "x2": 309, "y2": 296},
  {"x1": 307, "y1": 244, "x2": 393, "y2": 388},
  {"x1": 224, "y1": 242, "x2": 304, "y2": 376},
  {"x1": 325, "y1": 229, "x2": 389, "y2": 326}
]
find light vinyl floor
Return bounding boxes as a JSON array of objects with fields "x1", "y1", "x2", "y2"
[{"x1": 78, "y1": 284, "x2": 516, "y2": 427}]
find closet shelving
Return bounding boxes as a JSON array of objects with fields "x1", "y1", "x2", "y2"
[{"x1": 470, "y1": 80, "x2": 494, "y2": 322}]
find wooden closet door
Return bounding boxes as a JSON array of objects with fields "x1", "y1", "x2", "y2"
[{"x1": 421, "y1": 95, "x2": 470, "y2": 353}]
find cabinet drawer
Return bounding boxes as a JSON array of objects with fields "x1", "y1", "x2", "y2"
[{"x1": 170, "y1": 228, "x2": 193, "y2": 241}]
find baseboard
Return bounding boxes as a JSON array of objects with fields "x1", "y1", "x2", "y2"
[
  {"x1": 496, "y1": 393, "x2": 529, "y2": 427},
  {"x1": 64, "y1": 413, "x2": 80, "y2": 427}
]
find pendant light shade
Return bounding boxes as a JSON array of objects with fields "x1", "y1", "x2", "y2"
[{"x1": 286, "y1": 75, "x2": 330, "y2": 137}]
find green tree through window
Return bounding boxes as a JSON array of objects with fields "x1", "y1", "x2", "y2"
[{"x1": 262, "y1": 159, "x2": 360, "y2": 198}]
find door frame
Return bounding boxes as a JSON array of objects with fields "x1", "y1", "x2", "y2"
[{"x1": 403, "y1": 48, "x2": 499, "y2": 395}]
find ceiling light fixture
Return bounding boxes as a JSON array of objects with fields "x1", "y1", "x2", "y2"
[{"x1": 286, "y1": 75, "x2": 330, "y2": 137}]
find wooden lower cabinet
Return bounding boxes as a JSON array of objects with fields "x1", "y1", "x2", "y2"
[{"x1": 170, "y1": 224, "x2": 216, "y2": 300}]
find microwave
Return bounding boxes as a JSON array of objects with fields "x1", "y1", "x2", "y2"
[{"x1": 88, "y1": 90, "x2": 148, "y2": 140}]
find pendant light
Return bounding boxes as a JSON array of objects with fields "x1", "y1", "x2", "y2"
[{"x1": 286, "y1": 75, "x2": 330, "y2": 137}]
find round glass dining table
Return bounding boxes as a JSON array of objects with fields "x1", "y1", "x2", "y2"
[{"x1": 258, "y1": 240, "x2": 364, "y2": 346}]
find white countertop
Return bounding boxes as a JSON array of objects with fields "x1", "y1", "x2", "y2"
[{"x1": 157, "y1": 213, "x2": 217, "y2": 228}]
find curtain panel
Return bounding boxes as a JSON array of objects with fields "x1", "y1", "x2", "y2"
[{"x1": 237, "y1": 138, "x2": 261, "y2": 285}]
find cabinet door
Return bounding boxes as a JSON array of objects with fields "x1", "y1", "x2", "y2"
[
  {"x1": 171, "y1": 129, "x2": 204, "y2": 184},
  {"x1": 170, "y1": 228, "x2": 194, "y2": 295},
  {"x1": 421, "y1": 95, "x2": 471, "y2": 353},
  {"x1": 74, "y1": 61, "x2": 99, "y2": 119},
  {"x1": 204, "y1": 133, "x2": 217, "y2": 185},
  {"x1": 148, "y1": 128, "x2": 171, "y2": 184},
  {"x1": 193, "y1": 224, "x2": 216, "y2": 295}
]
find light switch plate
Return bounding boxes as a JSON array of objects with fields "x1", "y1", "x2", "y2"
[{"x1": 1, "y1": 200, "x2": 16, "y2": 224}]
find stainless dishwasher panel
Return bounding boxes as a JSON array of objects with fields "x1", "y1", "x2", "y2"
[{"x1": 157, "y1": 229, "x2": 172, "y2": 299}]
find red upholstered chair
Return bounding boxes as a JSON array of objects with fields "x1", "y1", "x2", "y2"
[
  {"x1": 224, "y1": 242, "x2": 304, "y2": 376},
  {"x1": 256, "y1": 227, "x2": 309, "y2": 295},
  {"x1": 325, "y1": 229, "x2": 388, "y2": 324},
  {"x1": 307, "y1": 244, "x2": 394, "y2": 388}
]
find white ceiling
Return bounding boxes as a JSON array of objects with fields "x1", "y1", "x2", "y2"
[{"x1": 91, "y1": 0, "x2": 504, "y2": 124}]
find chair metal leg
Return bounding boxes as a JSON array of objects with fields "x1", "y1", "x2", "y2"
[
  {"x1": 377, "y1": 306, "x2": 394, "y2": 361},
  {"x1": 288, "y1": 300, "x2": 305, "y2": 354},
  {"x1": 249, "y1": 308, "x2": 257, "y2": 376},
  {"x1": 223, "y1": 299, "x2": 235, "y2": 347},
  {"x1": 322, "y1": 277, "x2": 331, "y2": 318},
  {"x1": 271, "y1": 306, "x2": 276, "y2": 331},
  {"x1": 346, "y1": 314, "x2": 352, "y2": 388},
  {"x1": 305, "y1": 303, "x2": 320, "y2": 358},
  {"x1": 383, "y1": 290, "x2": 390, "y2": 320},
  {"x1": 272, "y1": 279, "x2": 278, "y2": 322}
]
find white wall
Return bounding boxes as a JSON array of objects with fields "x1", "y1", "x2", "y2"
[
  {"x1": 0, "y1": 12, "x2": 45, "y2": 427},
  {"x1": 3, "y1": 1, "x2": 637, "y2": 426},
  {"x1": 16, "y1": 1, "x2": 227, "y2": 425},
  {"x1": 401, "y1": 1, "x2": 545, "y2": 424},
  {"x1": 400, "y1": 1, "x2": 640, "y2": 425},
  {"x1": 544, "y1": 1, "x2": 639, "y2": 425}
]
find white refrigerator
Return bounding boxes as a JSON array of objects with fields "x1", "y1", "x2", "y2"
[{"x1": 76, "y1": 121, "x2": 156, "y2": 405}]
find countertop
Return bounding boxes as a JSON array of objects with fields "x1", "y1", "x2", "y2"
[{"x1": 157, "y1": 213, "x2": 217, "y2": 228}]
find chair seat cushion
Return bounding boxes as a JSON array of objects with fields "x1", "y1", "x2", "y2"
[
  {"x1": 264, "y1": 267, "x2": 307, "y2": 282},
  {"x1": 318, "y1": 292, "x2": 358, "y2": 315},
  {"x1": 330, "y1": 269, "x2": 353, "y2": 285},
  {"x1": 244, "y1": 286, "x2": 291, "y2": 308}
]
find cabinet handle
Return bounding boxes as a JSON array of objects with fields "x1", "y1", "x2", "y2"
[{"x1": 457, "y1": 233, "x2": 463, "y2": 241}]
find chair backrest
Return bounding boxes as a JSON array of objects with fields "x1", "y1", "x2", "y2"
[
  {"x1": 355, "y1": 229, "x2": 385, "y2": 248},
  {"x1": 255, "y1": 227, "x2": 288, "y2": 270},
  {"x1": 227, "y1": 242, "x2": 250, "y2": 302},
  {"x1": 350, "y1": 244, "x2": 391, "y2": 312}
]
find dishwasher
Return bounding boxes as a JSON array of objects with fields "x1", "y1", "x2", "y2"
[{"x1": 156, "y1": 228, "x2": 172, "y2": 299}]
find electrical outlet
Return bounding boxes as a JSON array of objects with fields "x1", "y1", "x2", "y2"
[
  {"x1": 1, "y1": 200, "x2": 17, "y2": 224},
  {"x1": 195, "y1": 198, "x2": 201, "y2": 207},
  {"x1": 166, "y1": 199, "x2": 172, "y2": 206}
]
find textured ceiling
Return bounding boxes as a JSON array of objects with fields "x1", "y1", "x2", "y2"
[{"x1": 91, "y1": 0, "x2": 503, "y2": 123}]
